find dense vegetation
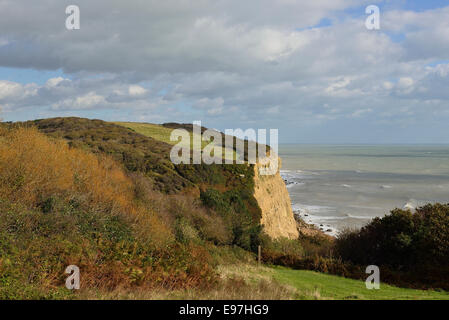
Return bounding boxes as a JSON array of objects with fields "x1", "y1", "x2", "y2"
[
  {"x1": 9, "y1": 118, "x2": 264, "y2": 249},
  {"x1": 0, "y1": 117, "x2": 447, "y2": 299},
  {"x1": 16, "y1": 117, "x2": 193, "y2": 193},
  {"x1": 0, "y1": 119, "x2": 268, "y2": 298},
  {"x1": 0, "y1": 127, "x2": 217, "y2": 298},
  {"x1": 335, "y1": 205, "x2": 449, "y2": 289},
  {"x1": 336, "y1": 204, "x2": 449, "y2": 267},
  {"x1": 261, "y1": 204, "x2": 449, "y2": 290}
]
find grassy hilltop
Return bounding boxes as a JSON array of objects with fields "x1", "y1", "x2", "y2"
[{"x1": 0, "y1": 117, "x2": 448, "y2": 300}]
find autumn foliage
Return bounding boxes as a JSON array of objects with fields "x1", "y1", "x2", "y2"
[
  {"x1": 0, "y1": 127, "x2": 215, "y2": 299},
  {"x1": 0, "y1": 126, "x2": 134, "y2": 213}
]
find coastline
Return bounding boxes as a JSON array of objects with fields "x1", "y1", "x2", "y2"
[
  {"x1": 293, "y1": 209, "x2": 338, "y2": 238},
  {"x1": 293, "y1": 212, "x2": 336, "y2": 240},
  {"x1": 281, "y1": 170, "x2": 340, "y2": 237},
  {"x1": 278, "y1": 144, "x2": 449, "y2": 238}
]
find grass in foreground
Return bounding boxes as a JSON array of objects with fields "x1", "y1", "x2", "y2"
[
  {"x1": 74, "y1": 264, "x2": 449, "y2": 300},
  {"x1": 264, "y1": 266, "x2": 449, "y2": 300}
]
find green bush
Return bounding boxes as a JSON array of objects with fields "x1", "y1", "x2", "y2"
[
  {"x1": 200, "y1": 189, "x2": 231, "y2": 215},
  {"x1": 174, "y1": 217, "x2": 200, "y2": 244},
  {"x1": 335, "y1": 204, "x2": 449, "y2": 268},
  {"x1": 333, "y1": 204, "x2": 449, "y2": 289},
  {"x1": 200, "y1": 188, "x2": 262, "y2": 252}
]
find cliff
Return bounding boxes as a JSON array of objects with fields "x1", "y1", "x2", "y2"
[
  {"x1": 253, "y1": 157, "x2": 299, "y2": 240},
  {"x1": 23, "y1": 118, "x2": 299, "y2": 241}
]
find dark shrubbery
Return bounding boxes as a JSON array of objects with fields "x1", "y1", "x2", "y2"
[
  {"x1": 261, "y1": 233, "x2": 334, "y2": 268},
  {"x1": 259, "y1": 205, "x2": 449, "y2": 290},
  {"x1": 335, "y1": 204, "x2": 449, "y2": 268},
  {"x1": 335, "y1": 204, "x2": 449, "y2": 289},
  {"x1": 200, "y1": 188, "x2": 262, "y2": 252},
  {"x1": 165, "y1": 195, "x2": 232, "y2": 245}
]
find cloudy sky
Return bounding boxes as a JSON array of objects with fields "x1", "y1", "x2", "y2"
[{"x1": 1, "y1": 0, "x2": 449, "y2": 143}]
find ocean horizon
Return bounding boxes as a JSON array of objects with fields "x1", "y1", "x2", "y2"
[{"x1": 279, "y1": 144, "x2": 449, "y2": 236}]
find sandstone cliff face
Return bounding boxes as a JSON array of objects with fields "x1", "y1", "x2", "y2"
[{"x1": 253, "y1": 157, "x2": 299, "y2": 239}]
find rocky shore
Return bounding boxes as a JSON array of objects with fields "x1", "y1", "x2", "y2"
[
  {"x1": 282, "y1": 173, "x2": 337, "y2": 237},
  {"x1": 293, "y1": 211, "x2": 335, "y2": 239}
]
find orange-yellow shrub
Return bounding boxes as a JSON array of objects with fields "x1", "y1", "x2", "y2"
[
  {"x1": 0, "y1": 126, "x2": 135, "y2": 213},
  {"x1": 0, "y1": 126, "x2": 174, "y2": 246},
  {"x1": 0, "y1": 127, "x2": 221, "y2": 297}
]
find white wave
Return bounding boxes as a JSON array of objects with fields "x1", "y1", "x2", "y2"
[
  {"x1": 309, "y1": 216, "x2": 348, "y2": 221},
  {"x1": 403, "y1": 199, "x2": 419, "y2": 211},
  {"x1": 286, "y1": 182, "x2": 305, "y2": 189},
  {"x1": 345, "y1": 213, "x2": 373, "y2": 220},
  {"x1": 292, "y1": 204, "x2": 335, "y2": 214},
  {"x1": 348, "y1": 205, "x2": 384, "y2": 210},
  {"x1": 281, "y1": 170, "x2": 318, "y2": 179}
]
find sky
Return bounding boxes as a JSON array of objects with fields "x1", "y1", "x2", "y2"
[{"x1": 1, "y1": 0, "x2": 449, "y2": 144}]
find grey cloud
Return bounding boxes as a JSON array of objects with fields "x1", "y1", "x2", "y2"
[{"x1": 1, "y1": 1, "x2": 449, "y2": 143}]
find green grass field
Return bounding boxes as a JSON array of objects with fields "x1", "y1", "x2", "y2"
[
  {"x1": 115, "y1": 121, "x2": 237, "y2": 160},
  {"x1": 68, "y1": 264, "x2": 449, "y2": 300},
  {"x1": 266, "y1": 266, "x2": 449, "y2": 300},
  {"x1": 115, "y1": 122, "x2": 183, "y2": 145}
]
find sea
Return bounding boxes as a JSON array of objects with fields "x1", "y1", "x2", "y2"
[{"x1": 278, "y1": 144, "x2": 449, "y2": 236}]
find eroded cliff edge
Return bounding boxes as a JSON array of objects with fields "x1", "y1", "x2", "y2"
[{"x1": 253, "y1": 157, "x2": 299, "y2": 239}]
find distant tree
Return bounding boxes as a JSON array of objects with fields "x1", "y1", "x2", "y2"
[{"x1": 335, "y1": 203, "x2": 449, "y2": 268}]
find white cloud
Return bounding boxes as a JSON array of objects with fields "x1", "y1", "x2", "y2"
[
  {"x1": 383, "y1": 7, "x2": 449, "y2": 61},
  {"x1": 193, "y1": 97, "x2": 224, "y2": 115},
  {"x1": 398, "y1": 77, "x2": 414, "y2": 89},
  {"x1": 0, "y1": 80, "x2": 37, "y2": 103},
  {"x1": 383, "y1": 81, "x2": 394, "y2": 90},
  {"x1": 350, "y1": 108, "x2": 372, "y2": 118},
  {"x1": 128, "y1": 85, "x2": 147, "y2": 97},
  {"x1": 266, "y1": 106, "x2": 280, "y2": 114},
  {"x1": 45, "y1": 77, "x2": 69, "y2": 87},
  {"x1": 52, "y1": 92, "x2": 106, "y2": 110},
  {"x1": 0, "y1": 80, "x2": 23, "y2": 100},
  {"x1": 1, "y1": 1, "x2": 449, "y2": 142}
]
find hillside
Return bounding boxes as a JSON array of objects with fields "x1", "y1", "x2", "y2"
[
  {"x1": 115, "y1": 121, "x2": 299, "y2": 239},
  {"x1": 17, "y1": 118, "x2": 192, "y2": 194},
  {"x1": 0, "y1": 118, "x2": 301, "y2": 299},
  {"x1": 0, "y1": 126, "x2": 189, "y2": 298},
  {"x1": 2, "y1": 118, "x2": 447, "y2": 300}
]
